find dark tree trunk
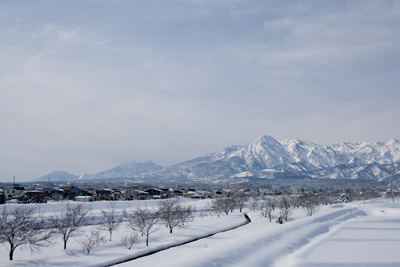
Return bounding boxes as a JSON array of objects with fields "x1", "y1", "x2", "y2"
[{"x1": 9, "y1": 245, "x2": 15, "y2": 260}]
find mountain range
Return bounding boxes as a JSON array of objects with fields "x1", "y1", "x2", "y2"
[{"x1": 35, "y1": 135, "x2": 400, "y2": 183}]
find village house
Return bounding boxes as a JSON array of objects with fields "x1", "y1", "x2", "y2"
[
  {"x1": 63, "y1": 185, "x2": 90, "y2": 200},
  {"x1": 138, "y1": 191, "x2": 152, "y2": 200},
  {"x1": 113, "y1": 189, "x2": 125, "y2": 201},
  {"x1": 183, "y1": 190, "x2": 196, "y2": 198},
  {"x1": 50, "y1": 188, "x2": 65, "y2": 201},
  {"x1": 76, "y1": 195, "x2": 94, "y2": 202},
  {"x1": 172, "y1": 189, "x2": 184, "y2": 197},
  {"x1": 124, "y1": 187, "x2": 139, "y2": 196},
  {"x1": 95, "y1": 189, "x2": 114, "y2": 201},
  {"x1": 121, "y1": 189, "x2": 141, "y2": 200},
  {"x1": 4, "y1": 185, "x2": 25, "y2": 200},
  {"x1": 19, "y1": 190, "x2": 47, "y2": 203},
  {"x1": 144, "y1": 188, "x2": 165, "y2": 199}
]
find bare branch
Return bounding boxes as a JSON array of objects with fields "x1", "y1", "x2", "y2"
[
  {"x1": 100, "y1": 202, "x2": 121, "y2": 241},
  {"x1": 49, "y1": 203, "x2": 89, "y2": 250},
  {"x1": 0, "y1": 206, "x2": 53, "y2": 260}
]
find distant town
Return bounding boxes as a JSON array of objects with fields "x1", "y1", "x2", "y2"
[{"x1": 1, "y1": 178, "x2": 397, "y2": 205}]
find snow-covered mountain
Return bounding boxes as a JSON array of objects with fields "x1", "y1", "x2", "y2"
[
  {"x1": 80, "y1": 161, "x2": 163, "y2": 180},
  {"x1": 157, "y1": 135, "x2": 400, "y2": 182},
  {"x1": 35, "y1": 171, "x2": 79, "y2": 182},
  {"x1": 34, "y1": 135, "x2": 400, "y2": 183}
]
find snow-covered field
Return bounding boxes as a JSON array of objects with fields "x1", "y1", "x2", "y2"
[{"x1": 1, "y1": 198, "x2": 400, "y2": 267}]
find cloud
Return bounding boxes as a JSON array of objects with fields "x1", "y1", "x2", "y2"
[{"x1": 0, "y1": 0, "x2": 399, "y2": 180}]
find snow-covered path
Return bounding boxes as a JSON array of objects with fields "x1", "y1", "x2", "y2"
[
  {"x1": 278, "y1": 201, "x2": 400, "y2": 267},
  {"x1": 118, "y1": 200, "x2": 400, "y2": 267}
]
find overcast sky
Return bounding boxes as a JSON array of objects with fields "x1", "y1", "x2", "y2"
[{"x1": 1, "y1": 0, "x2": 399, "y2": 181}]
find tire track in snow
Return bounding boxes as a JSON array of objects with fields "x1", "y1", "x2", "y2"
[
  {"x1": 141, "y1": 207, "x2": 366, "y2": 267},
  {"x1": 228, "y1": 208, "x2": 366, "y2": 267}
]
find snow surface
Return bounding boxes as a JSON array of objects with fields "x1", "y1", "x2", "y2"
[
  {"x1": 118, "y1": 199, "x2": 400, "y2": 267},
  {"x1": 1, "y1": 198, "x2": 400, "y2": 266}
]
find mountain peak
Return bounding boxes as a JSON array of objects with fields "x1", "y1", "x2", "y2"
[
  {"x1": 386, "y1": 139, "x2": 400, "y2": 146},
  {"x1": 254, "y1": 135, "x2": 280, "y2": 146}
]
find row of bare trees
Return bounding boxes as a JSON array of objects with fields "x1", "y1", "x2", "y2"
[
  {"x1": 0, "y1": 204, "x2": 94, "y2": 260},
  {"x1": 210, "y1": 193, "x2": 328, "y2": 223},
  {"x1": 210, "y1": 193, "x2": 247, "y2": 216},
  {"x1": 0, "y1": 199, "x2": 195, "y2": 260},
  {"x1": 258, "y1": 194, "x2": 325, "y2": 222},
  {"x1": 111, "y1": 198, "x2": 194, "y2": 247}
]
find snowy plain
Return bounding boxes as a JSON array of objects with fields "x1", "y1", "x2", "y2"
[{"x1": 1, "y1": 198, "x2": 400, "y2": 267}]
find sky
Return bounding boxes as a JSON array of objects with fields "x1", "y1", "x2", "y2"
[{"x1": 1, "y1": 0, "x2": 400, "y2": 181}]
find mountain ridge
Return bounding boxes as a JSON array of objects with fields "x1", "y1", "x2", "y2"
[{"x1": 33, "y1": 135, "x2": 400, "y2": 183}]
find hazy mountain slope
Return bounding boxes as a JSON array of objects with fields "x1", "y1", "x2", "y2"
[
  {"x1": 35, "y1": 171, "x2": 79, "y2": 182},
  {"x1": 82, "y1": 161, "x2": 163, "y2": 180}
]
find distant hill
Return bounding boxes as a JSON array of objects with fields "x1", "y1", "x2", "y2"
[
  {"x1": 35, "y1": 171, "x2": 79, "y2": 182},
  {"x1": 79, "y1": 161, "x2": 163, "y2": 180}
]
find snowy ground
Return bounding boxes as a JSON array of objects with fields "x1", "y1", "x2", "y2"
[
  {"x1": 0, "y1": 199, "x2": 246, "y2": 267},
  {"x1": 278, "y1": 200, "x2": 400, "y2": 267},
  {"x1": 117, "y1": 199, "x2": 400, "y2": 267},
  {"x1": 1, "y1": 198, "x2": 400, "y2": 267}
]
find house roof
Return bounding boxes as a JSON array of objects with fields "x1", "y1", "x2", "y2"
[
  {"x1": 96, "y1": 189, "x2": 113, "y2": 194},
  {"x1": 5, "y1": 186, "x2": 25, "y2": 191}
]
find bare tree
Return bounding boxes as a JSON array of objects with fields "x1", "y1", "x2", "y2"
[
  {"x1": 122, "y1": 233, "x2": 138, "y2": 250},
  {"x1": 249, "y1": 195, "x2": 259, "y2": 212},
  {"x1": 389, "y1": 163, "x2": 398, "y2": 202},
  {"x1": 198, "y1": 206, "x2": 208, "y2": 220},
  {"x1": 260, "y1": 196, "x2": 275, "y2": 222},
  {"x1": 100, "y1": 202, "x2": 121, "y2": 241},
  {"x1": 158, "y1": 198, "x2": 193, "y2": 234},
  {"x1": 211, "y1": 197, "x2": 223, "y2": 216},
  {"x1": 125, "y1": 208, "x2": 145, "y2": 237},
  {"x1": 79, "y1": 230, "x2": 105, "y2": 254},
  {"x1": 49, "y1": 203, "x2": 89, "y2": 250},
  {"x1": 205, "y1": 202, "x2": 214, "y2": 218},
  {"x1": 127, "y1": 207, "x2": 159, "y2": 246},
  {"x1": 212, "y1": 196, "x2": 234, "y2": 216},
  {"x1": 233, "y1": 192, "x2": 247, "y2": 212},
  {"x1": 298, "y1": 194, "x2": 320, "y2": 216},
  {"x1": 0, "y1": 206, "x2": 53, "y2": 260},
  {"x1": 278, "y1": 194, "x2": 293, "y2": 222}
]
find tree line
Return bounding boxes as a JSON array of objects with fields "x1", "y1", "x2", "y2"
[{"x1": 0, "y1": 199, "x2": 194, "y2": 260}]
